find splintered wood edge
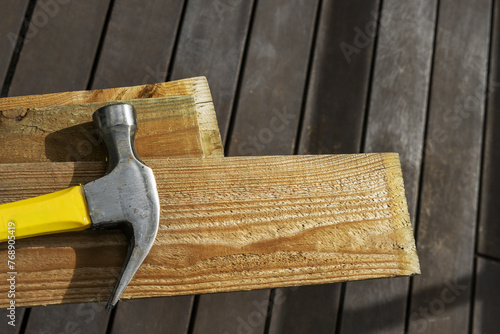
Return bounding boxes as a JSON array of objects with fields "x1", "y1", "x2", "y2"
[
  {"x1": 0, "y1": 76, "x2": 224, "y2": 158},
  {"x1": 191, "y1": 77, "x2": 224, "y2": 157}
]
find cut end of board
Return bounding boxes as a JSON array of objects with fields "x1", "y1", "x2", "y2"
[{"x1": 382, "y1": 153, "x2": 420, "y2": 275}]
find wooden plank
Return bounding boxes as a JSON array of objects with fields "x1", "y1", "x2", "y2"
[
  {"x1": 1, "y1": 96, "x2": 201, "y2": 161},
  {"x1": 268, "y1": 284, "x2": 339, "y2": 333},
  {"x1": 271, "y1": 0, "x2": 381, "y2": 331},
  {"x1": 110, "y1": 296, "x2": 193, "y2": 334},
  {"x1": 7, "y1": 0, "x2": 111, "y2": 97},
  {"x1": 23, "y1": 303, "x2": 109, "y2": 334},
  {"x1": 170, "y1": 0, "x2": 254, "y2": 142},
  {"x1": 191, "y1": 291, "x2": 269, "y2": 334},
  {"x1": 227, "y1": 0, "x2": 319, "y2": 156},
  {"x1": 0, "y1": 77, "x2": 224, "y2": 161},
  {"x1": 340, "y1": 1, "x2": 437, "y2": 334},
  {"x1": 0, "y1": 154, "x2": 418, "y2": 307},
  {"x1": 0, "y1": 0, "x2": 29, "y2": 86},
  {"x1": 478, "y1": 0, "x2": 500, "y2": 259},
  {"x1": 92, "y1": 0, "x2": 185, "y2": 89},
  {"x1": 472, "y1": 257, "x2": 500, "y2": 333},
  {"x1": 408, "y1": 0, "x2": 491, "y2": 333},
  {"x1": 298, "y1": 0, "x2": 379, "y2": 155}
]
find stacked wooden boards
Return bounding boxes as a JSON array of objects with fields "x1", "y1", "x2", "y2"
[{"x1": 0, "y1": 77, "x2": 419, "y2": 307}]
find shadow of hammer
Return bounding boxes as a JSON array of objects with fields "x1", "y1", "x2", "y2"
[{"x1": 0, "y1": 104, "x2": 160, "y2": 311}]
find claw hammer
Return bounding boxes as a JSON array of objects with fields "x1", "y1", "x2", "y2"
[{"x1": 0, "y1": 103, "x2": 160, "y2": 311}]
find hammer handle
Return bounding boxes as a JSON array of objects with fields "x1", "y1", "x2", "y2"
[{"x1": 0, "y1": 185, "x2": 92, "y2": 242}]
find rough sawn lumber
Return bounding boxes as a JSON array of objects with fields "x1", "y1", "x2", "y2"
[
  {"x1": 0, "y1": 154, "x2": 419, "y2": 307},
  {"x1": 0, "y1": 76, "x2": 223, "y2": 161}
]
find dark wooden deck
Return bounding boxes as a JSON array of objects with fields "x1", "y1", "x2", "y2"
[{"x1": 0, "y1": 0, "x2": 499, "y2": 333}]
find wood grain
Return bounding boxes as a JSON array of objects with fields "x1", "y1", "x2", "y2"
[
  {"x1": 409, "y1": 0, "x2": 491, "y2": 333},
  {"x1": 0, "y1": 77, "x2": 223, "y2": 161},
  {"x1": 0, "y1": 154, "x2": 418, "y2": 307}
]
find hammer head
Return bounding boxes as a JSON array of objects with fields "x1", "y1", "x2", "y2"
[{"x1": 83, "y1": 104, "x2": 160, "y2": 311}]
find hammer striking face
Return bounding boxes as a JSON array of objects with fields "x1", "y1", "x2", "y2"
[{"x1": 0, "y1": 104, "x2": 160, "y2": 311}]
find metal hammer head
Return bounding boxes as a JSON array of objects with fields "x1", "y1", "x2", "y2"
[{"x1": 83, "y1": 104, "x2": 160, "y2": 311}]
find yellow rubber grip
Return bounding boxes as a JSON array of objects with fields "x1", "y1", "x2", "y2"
[{"x1": 0, "y1": 185, "x2": 92, "y2": 242}]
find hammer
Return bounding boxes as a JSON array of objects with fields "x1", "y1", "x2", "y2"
[{"x1": 0, "y1": 104, "x2": 160, "y2": 311}]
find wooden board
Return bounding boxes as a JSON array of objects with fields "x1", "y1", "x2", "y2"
[
  {"x1": 0, "y1": 0, "x2": 29, "y2": 88},
  {"x1": 227, "y1": 0, "x2": 319, "y2": 156},
  {"x1": 0, "y1": 154, "x2": 418, "y2": 307},
  {"x1": 299, "y1": 0, "x2": 379, "y2": 155},
  {"x1": 473, "y1": 257, "x2": 500, "y2": 333},
  {"x1": 170, "y1": 0, "x2": 254, "y2": 142},
  {"x1": 92, "y1": 0, "x2": 185, "y2": 89},
  {"x1": 0, "y1": 77, "x2": 223, "y2": 161},
  {"x1": 408, "y1": 0, "x2": 491, "y2": 333},
  {"x1": 340, "y1": 2, "x2": 437, "y2": 334},
  {"x1": 478, "y1": 0, "x2": 500, "y2": 260},
  {"x1": 7, "y1": 0, "x2": 111, "y2": 97},
  {"x1": 109, "y1": 296, "x2": 193, "y2": 334}
]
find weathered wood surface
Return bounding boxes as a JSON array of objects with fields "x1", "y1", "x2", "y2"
[
  {"x1": 7, "y1": 0, "x2": 111, "y2": 97},
  {"x1": 171, "y1": 0, "x2": 254, "y2": 142},
  {"x1": 408, "y1": 0, "x2": 491, "y2": 333},
  {"x1": 109, "y1": 296, "x2": 193, "y2": 334},
  {"x1": 341, "y1": 2, "x2": 437, "y2": 334},
  {"x1": 473, "y1": 257, "x2": 500, "y2": 333},
  {"x1": 0, "y1": 77, "x2": 223, "y2": 161},
  {"x1": 478, "y1": 0, "x2": 500, "y2": 260},
  {"x1": 0, "y1": 0, "x2": 29, "y2": 89},
  {"x1": 0, "y1": 154, "x2": 418, "y2": 307},
  {"x1": 92, "y1": 0, "x2": 185, "y2": 89},
  {"x1": 227, "y1": 0, "x2": 319, "y2": 156}
]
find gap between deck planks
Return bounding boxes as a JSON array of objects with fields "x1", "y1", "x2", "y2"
[{"x1": 0, "y1": 154, "x2": 419, "y2": 308}]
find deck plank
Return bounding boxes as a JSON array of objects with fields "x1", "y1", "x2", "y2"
[
  {"x1": 227, "y1": 0, "x2": 319, "y2": 156},
  {"x1": 7, "y1": 0, "x2": 111, "y2": 96},
  {"x1": 341, "y1": 1, "x2": 437, "y2": 333},
  {"x1": 298, "y1": 0, "x2": 379, "y2": 155},
  {"x1": 408, "y1": 0, "x2": 491, "y2": 332},
  {"x1": 92, "y1": 0, "x2": 185, "y2": 89},
  {"x1": 170, "y1": 0, "x2": 254, "y2": 142},
  {"x1": 472, "y1": 257, "x2": 500, "y2": 333},
  {"x1": 110, "y1": 297, "x2": 193, "y2": 334},
  {"x1": 270, "y1": 0, "x2": 380, "y2": 332},
  {"x1": 194, "y1": 1, "x2": 319, "y2": 333},
  {"x1": 0, "y1": 0, "x2": 29, "y2": 89},
  {"x1": 478, "y1": 0, "x2": 500, "y2": 260}
]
